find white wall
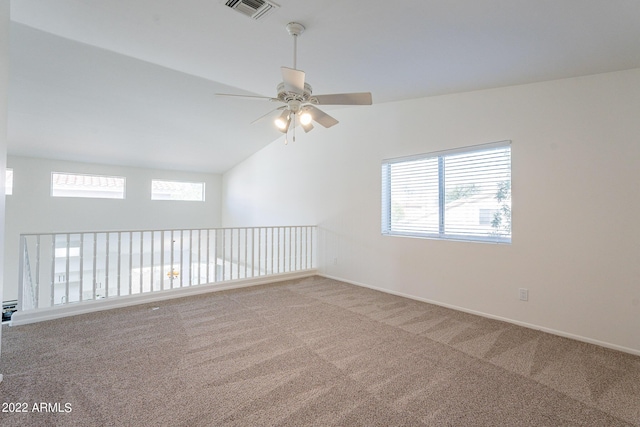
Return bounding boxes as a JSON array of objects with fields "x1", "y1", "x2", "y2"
[
  {"x1": 4, "y1": 156, "x2": 222, "y2": 301},
  {"x1": 222, "y1": 69, "x2": 640, "y2": 354},
  {"x1": 1, "y1": 0, "x2": 10, "y2": 382}
]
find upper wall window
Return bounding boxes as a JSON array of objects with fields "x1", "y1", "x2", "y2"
[
  {"x1": 51, "y1": 172, "x2": 126, "y2": 199},
  {"x1": 151, "y1": 180, "x2": 205, "y2": 201},
  {"x1": 381, "y1": 141, "x2": 511, "y2": 243},
  {"x1": 6, "y1": 168, "x2": 13, "y2": 195}
]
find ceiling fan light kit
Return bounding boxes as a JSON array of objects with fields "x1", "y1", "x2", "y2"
[
  {"x1": 299, "y1": 111, "x2": 312, "y2": 126},
  {"x1": 216, "y1": 22, "x2": 372, "y2": 143},
  {"x1": 274, "y1": 110, "x2": 291, "y2": 132}
]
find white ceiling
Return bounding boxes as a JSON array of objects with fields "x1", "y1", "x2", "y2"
[{"x1": 8, "y1": 0, "x2": 640, "y2": 173}]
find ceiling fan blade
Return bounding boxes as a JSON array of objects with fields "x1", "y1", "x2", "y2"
[
  {"x1": 216, "y1": 93, "x2": 280, "y2": 102},
  {"x1": 281, "y1": 67, "x2": 305, "y2": 94},
  {"x1": 301, "y1": 122, "x2": 314, "y2": 133},
  {"x1": 250, "y1": 106, "x2": 287, "y2": 125},
  {"x1": 313, "y1": 92, "x2": 372, "y2": 105},
  {"x1": 307, "y1": 106, "x2": 339, "y2": 128}
]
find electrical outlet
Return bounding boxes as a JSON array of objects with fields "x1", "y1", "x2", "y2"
[
  {"x1": 333, "y1": 257, "x2": 338, "y2": 265},
  {"x1": 519, "y1": 288, "x2": 529, "y2": 301}
]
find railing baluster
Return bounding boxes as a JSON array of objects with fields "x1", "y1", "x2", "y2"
[
  {"x1": 213, "y1": 229, "x2": 218, "y2": 282},
  {"x1": 128, "y1": 231, "x2": 133, "y2": 296},
  {"x1": 139, "y1": 232, "x2": 144, "y2": 294},
  {"x1": 274, "y1": 226, "x2": 285, "y2": 273},
  {"x1": 304, "y1": 227, "x2": 309, "y2": 269},
  {"x1": 279, "y1": 228, "x2": 283, "y2": 274},
  {"x1": 258, "y1": 227, "x2": 262, "y2": 276},
  {"x1": 197, "y1": 229, "x2": 202, "y2": 285},
  {"x1": 236, "y1": 228, "x2": 242, "y2": 279},
  {"x1": 180, "y1": 230, "x2": 184, "y2": 286},
  {"x1": 160, "y1": 230, "x2": 165, "y2": 291},
  {"x1": 206, "y1": 230, "x2": 210, "y2": 284},
  {"x1": 91, "y1": 233, "x2": 97, "y2": 300},
  {"x1": 50, "y1": 235, "x2": 55, "y2": 307},
  {"x1": 244, "y1": 228, "x2": 248, "y2": 279},
  {"x1": 18, "y1": 237, "x2": 25, "y2": 310},
  {"x1": 228, "y1": 228, "x2": 233, "y2": 281},
  {"x1": 170, "y1": 230, "x2": 174, "y2": 289},
  {"x1": 79, "y1": 234, "x2": 84, "y2": 301},
  {"x1": 105, "y1": 233, "x2": 110, "y2": 299},
  {"x1": 117, "y1": 232, "x2": 122, "y2": 297},
  {"x1": 189, "y1": 230, "x2": 193, "y2": 286},
  {"x1": 65, "y1": 233, "x2": 70, "y2": 305},
  {"x1": 251, "y1": 229, "x2": 255, "y2": 278},
  {"x1": 150, "y1": 231, "x2": 154, "y2": 291},
  {"x1": 222, "y1": 229, "x2": 226, "y2": 280},
  {"x1": 308, "y1": 226, "x2": 311, "y2": 269},
  {"x1": 35, "y1": 235, "x2": 40, "y2": 308},
  {"x1": 302, "y1": 227, "x2": 306, "y2": 270}
]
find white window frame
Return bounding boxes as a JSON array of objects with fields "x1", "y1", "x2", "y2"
[
  {"x1": 381, "y1": 141, "x2": 511, "y2": 244},
  {"x1": 151, "y1": 180, "x2": 205, "y2": 202},
  {"x1": 51, "y1": 172, "x2": 126, "y2": 199}
]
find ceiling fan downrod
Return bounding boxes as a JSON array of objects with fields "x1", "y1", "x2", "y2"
[{"x1": 286, "y1": 22, "x2": 305, "y2": 70}]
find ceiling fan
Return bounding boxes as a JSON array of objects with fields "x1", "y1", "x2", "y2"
[{"x1": 217, "y1": 22, "x2": 372, "y2": 142}]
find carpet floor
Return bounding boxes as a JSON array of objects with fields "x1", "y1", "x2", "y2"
[{"x1": 1, "y1": 276, "x2": 639, "y2": 426}]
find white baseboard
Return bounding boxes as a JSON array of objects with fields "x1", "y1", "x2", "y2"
[
  {"x1": 319, "y1": 274, "x2": 640, "y2": 357},
  {"x1": 10, "y1": 270, "x2": 317, "y2": 326}
]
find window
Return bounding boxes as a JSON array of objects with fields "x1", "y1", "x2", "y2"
[
  {"x1": 51, "y1": 172, "x2": 126, "y2": 199},
  {"x1": 382, "y1": 141, "x2": 511, "y2": 243},
  {"x1": 151, "y1": 180, "x2": 205, "y2": 201},
  {"x1": 6, "y1": 168, "x2": 13, "y2": 195}
]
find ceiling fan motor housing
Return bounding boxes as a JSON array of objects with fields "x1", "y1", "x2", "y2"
[{"x1": 276, "y1": 82, "x2": 316, "y2": 111}]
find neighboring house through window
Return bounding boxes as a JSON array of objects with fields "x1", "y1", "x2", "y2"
[
  {"x1": 151, "y1": 180, "x2": 205, "y2": 201},
  {"x1": 51, "y1": 172, "x2": 126, "y2": 199}
]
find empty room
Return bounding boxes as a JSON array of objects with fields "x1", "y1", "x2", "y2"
[{"x1": 1, "y1": 1, "x2": 639, "y2": 425}]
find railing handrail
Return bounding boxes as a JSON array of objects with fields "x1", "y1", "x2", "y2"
[{"x1": 19, "y1": 225, "x2": 318, "y2": 238}]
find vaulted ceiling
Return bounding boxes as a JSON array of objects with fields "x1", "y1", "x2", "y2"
[{"x1": 8, "y1": 0, "x2": 640, "y2": 173}]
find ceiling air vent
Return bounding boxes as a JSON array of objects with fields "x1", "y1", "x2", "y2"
[{"x1": 224, "y1": 0, "x2": 279, "y2": 21}]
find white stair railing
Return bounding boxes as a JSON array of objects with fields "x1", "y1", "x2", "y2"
[
  {"x1": 18, "y1": 226, "x2": 316, "y2": 311},
  {"x1": 18, "y1": 238, "x2": 37, "y2": 311}
]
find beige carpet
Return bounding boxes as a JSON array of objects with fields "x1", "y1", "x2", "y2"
[{"x1": 1, "y1": 276, "x2": 639, "y2": 426}]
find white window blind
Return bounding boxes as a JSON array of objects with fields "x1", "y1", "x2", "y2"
[{"x1": 382, "y1": 141, "x2": 511, "y2": 243}]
